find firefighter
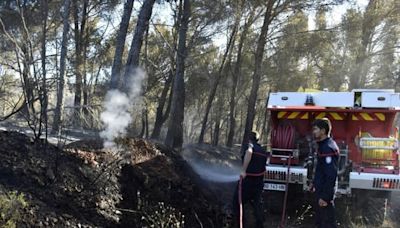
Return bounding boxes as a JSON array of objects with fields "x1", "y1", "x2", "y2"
[
  {"x1": 311, "y1": 118, "x2": 338, "y2": 228},
  {"x1": 232, "y1": 131, "x2": 267, "y2": 228}
]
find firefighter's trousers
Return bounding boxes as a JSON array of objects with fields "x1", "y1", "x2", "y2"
[
  {"x1": 315, "y1": 198, "x2": 337, "y2": 228},
  {"x1": 232, "y1": 176, "x2": 264, "y2": 228}
]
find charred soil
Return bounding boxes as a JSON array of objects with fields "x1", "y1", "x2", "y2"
[{"x1": 0, "y1": 130, "x2": 223, "y2": 227}]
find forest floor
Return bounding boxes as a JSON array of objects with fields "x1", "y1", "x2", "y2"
[
  {"x1": 0, "y1": 129, "x2": 399, "y2": 227},
  {"x1": 0, "y1": 130, "x2": 224, "y2": 227}
]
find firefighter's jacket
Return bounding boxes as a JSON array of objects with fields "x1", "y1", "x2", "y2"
[
  {"x1": 242, "y1": 142, "x2": 268, "y2": 175},
  {"x1": 313, "y1": 137, "x2": 339, "y2": 202}
]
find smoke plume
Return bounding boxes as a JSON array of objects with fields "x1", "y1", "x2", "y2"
[{"x1": 100, "y1": 68, "x2": 146, "y2": 148}]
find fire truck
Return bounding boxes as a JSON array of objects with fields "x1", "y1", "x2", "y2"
[{"x1": 264, "y1": 89, "x2": 400, "y2": 225}]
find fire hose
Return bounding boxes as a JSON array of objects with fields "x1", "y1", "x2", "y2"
[
  {"x1": 279, "y1": 154, "x2": 291, "y2": 228},
  {"x1": 239, "y1": 176, "x2": 243, "y2": 228}
]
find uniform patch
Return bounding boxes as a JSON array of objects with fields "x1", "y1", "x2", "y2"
[{"x1": 325, "y1": 156, "x2": 332, "y2": 164}]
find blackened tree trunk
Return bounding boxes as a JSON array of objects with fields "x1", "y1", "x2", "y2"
[
  {"x1": 72, "y1": 0, "x2": 88, "y2": 127},
  {"x1": 52, "y1": 0, "x2": 71, "y2": 134},
  {"x1": 212, "y1": 95, "x2": 223, "y2": 146},
  {"x1": 227, "y1": 10, "x2": 254, "y2": 147},
  {"x1": 39, "y1": 0, "x2": 49, "y2": 140},
  {"x1": 241, "y1": 2, "x2": 274, "y2": 146},
  {"x1": 151, "y1": 70, "x2": 173, "y2": 139},
  {"x1": 20, "y1": 47, "x2": 35, "y2": 119},
  {"x1": 82, "y1": 25, "x2": 89, "y2": 120},
  {"x1": 197, "y1": 15, "x2": 239, "y2": 144},
  {"x1": 165, "y1": 0, "x2": 190, "y2": 148},
  {"x1": 110, "y1": 0, "x2": 135, "y2": 89},
  {"x1": 139, "y1": 108, "x2": 149, "y2": 138},
  {"x1": 123, "y1": 0, "x2": 156, "y2": 89}
]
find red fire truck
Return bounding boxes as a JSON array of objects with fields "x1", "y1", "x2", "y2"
[{"x1": 264, "y1": 89, "x2": 400, "y2": 225}]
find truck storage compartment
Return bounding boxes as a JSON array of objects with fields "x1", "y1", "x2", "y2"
[
  {"x1": 268, "y1": 92, "x2": 354, "y2": 107},
  {"x1": 268, "y1": 92, "x2": 308, "y2": 107},
  {"x1": 314, "y1": 92, "x2": 354, "y2": 107},
  {"x1": 361, "y1": 92, "x2": 392, "y2": 108}
]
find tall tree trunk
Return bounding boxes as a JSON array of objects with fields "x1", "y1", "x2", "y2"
[
  {"x1": 110, "y1": 0, "x2": 134, "y2": 89},
  {"x1": 72, "y1": 0, "x2": 81, "y2": 125},
  {"x1": 82, "y1": 25, "x2": 89, "y2": 121},
  {"x1": 52, "y1": 0, "x2": 71, "y2": 134},
  {"x1": 139, "y1": 108, "x2": 146, "y2": 138},
  {"x1": 260, "y1": 103, "x2": 270, "y2": 144},
  {"x1": 213, "y1": 41, "x2": 235, "y2": 146},
  {"x1": 20, "y1": 45, "x2": 35, "y2": 119},
  {"x1": 72, "y1": 0, "x2": 87, "y2": 127},
  {"x1": 227, "y1": 10, "x2": 254, "y2": 147},
  {"x1": 151, "y1": 70, "x2": 173, "y2": 139},
  {"x1": 198, "y1": 16, "x2": 239, "y2": 144},
  {"x1": 241, "y1": 3, "x2": 273, "y2": 147},
  {"x1": 123, "y1": 0, "x2": 156, "y2": 90},
  {"x1": 145, "y1": 107, "x2": 149, "y2": 138},
  {"x1": 165, "y1": 0, "x2": 190, "y2": 148},
  {"x1": 212, "y1": 95, "x2": 223, "y2": 146},
  {"x1": 39, "y1": 0, "x2": 49, "y2": 141}
]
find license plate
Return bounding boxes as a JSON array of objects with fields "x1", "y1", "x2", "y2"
[{"x1": 264, "y1": 183, "x2": 286, "y2": 191}]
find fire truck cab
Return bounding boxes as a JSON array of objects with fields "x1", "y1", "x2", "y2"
[{"x1": 264, "y1": 89, "x2": 400, "y2": 225}]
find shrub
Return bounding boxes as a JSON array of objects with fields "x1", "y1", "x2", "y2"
[{"x1": 0, "y1": 191, "x2": 28, "y2": 228}]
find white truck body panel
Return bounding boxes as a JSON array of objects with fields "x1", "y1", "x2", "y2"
[
  {"x1": 267, "y1": 89, "x2": 400, "y2": 109},
  {"x1": 349, "y1": 172, "x2": 400, "y2": 191},
  {"x1": 268, "y1": 92, "x2": 354, "y2": 108},
  {"x1": 264, "y1": 165, "x2": 308, "y2": 191}
]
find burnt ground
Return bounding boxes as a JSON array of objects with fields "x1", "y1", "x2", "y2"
[
  {"x1": 0, "y1": 129, "x2": 399, "y2": 227},
  {"x1": 0, "y1": 130, "x2": 223, "y2": 227}
]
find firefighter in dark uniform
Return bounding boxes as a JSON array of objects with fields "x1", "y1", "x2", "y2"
[
  {"x1": 311, "y1": 118, "x2": 339, "y2": 228},
  {"x1": 233, "y1": 131, "x2": 268, "y2": 228}
]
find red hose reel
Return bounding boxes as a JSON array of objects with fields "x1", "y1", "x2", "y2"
[
  {"x1": 272, "y1": 124, "x2": 296, "y2": 149},
  {"x1": 271, "y1": 124, "x2": 298, "y2": 165}
]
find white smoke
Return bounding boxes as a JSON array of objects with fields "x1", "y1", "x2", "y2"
[{"x1": 100, "y1": 68, "x2": 146, "y2": 148}]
